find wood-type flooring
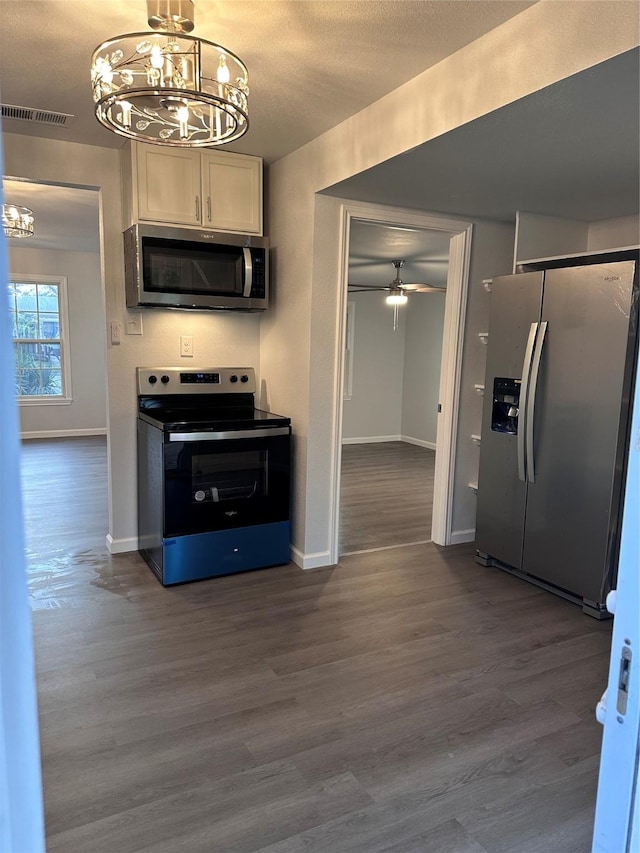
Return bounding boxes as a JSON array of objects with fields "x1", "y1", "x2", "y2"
[
  {"x1": 21, "y1": 437, "x2": 611, "y2": 853},
  {"x1": 340, "y1": 442, "x2": 435, "y2": 554}
]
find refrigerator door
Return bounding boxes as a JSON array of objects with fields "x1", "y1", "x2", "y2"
[
  {"x1": 476, "y1": 272, "x2": 543, "y2": 569},
  {"x1": 522, "y1": 261, "x2": 637, "y2": 605}
]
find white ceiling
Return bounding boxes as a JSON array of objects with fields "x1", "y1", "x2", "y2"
[{"x1": 349, "y1": 222, "x2": 450, "y2": 290}]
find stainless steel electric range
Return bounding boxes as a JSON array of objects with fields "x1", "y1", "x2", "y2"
[{"x1": 136, "y1": 367, "x2": 291, "y2": 586}]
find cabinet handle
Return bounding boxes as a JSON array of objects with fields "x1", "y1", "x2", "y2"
[
  {"x1": 207, "y1": 196, "x2": 211, "y2": 222},
  {"x1": 195, "y1": 195, "x2": 200, "y2": 221}
]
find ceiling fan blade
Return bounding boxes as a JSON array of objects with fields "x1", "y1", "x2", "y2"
[
  {"x1": 401, "y1": 284, "x2": 446, "y2": 293},
  {"x1": 348, "y1": 286, "x2": 389, "y2": 293},
  {"x1": 348, "y1": 283, "x2": 388, "y2": 290}
]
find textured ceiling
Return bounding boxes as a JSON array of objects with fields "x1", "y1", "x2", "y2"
[{"x1": 0, "y1": 0, "x2": 534, "y2": 163}]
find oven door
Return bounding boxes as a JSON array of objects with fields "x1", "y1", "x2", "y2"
[{"x1": 163, "y1": 427, "x2": 290, "y2": 537}]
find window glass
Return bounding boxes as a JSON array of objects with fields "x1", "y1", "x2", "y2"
[{"x1": 7, "y1": 279, "x2": 69, "y2": 400}]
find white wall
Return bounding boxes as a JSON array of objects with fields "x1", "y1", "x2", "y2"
[
  {"x1": 588, "y1": 214, "x2": 640, "y2": 251},
  {"x1": 9, "y1": 246, "x2": 107, "y2": 437},
  {"x1": 515, "y1": 212, "x2": 640, "y2": 264},
  {"x1": 401, "y1": 293, "x2": 446, "y2": 447},
  {"x1": 263, "y1": 1, "x2": 638, "y2": 563},
  {"x1": 342, "y1": 291, "x2": 406, "y2": 441},
  {"x1": 342, "y1": 290, "x2": 446, "y2": 447}
]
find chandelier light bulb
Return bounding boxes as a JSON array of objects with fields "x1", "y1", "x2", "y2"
[
  {"x1": 120, "y1": 100, "x2": 133, "y2": 127},
  {"x1": 217, "y1": 55, "x2": 230, "y2": 84},
  {"x1": 150, "y1": 44, "x2": 164, "y2": 69},
  {"x1": 177, "y1": 104, "x2": 190, "y2": 138}
]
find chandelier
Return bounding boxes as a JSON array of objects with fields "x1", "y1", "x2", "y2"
[
  {"x1": 2, "y1": 204, "x2": 34, "y2": 238},
  {"x1": 91, "y1": 0, "x2": 249, "y2": 147}
]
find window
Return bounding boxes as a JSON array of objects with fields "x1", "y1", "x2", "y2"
[{"x1": 7, "y1": 275, "x2": 72, "y2": 403}]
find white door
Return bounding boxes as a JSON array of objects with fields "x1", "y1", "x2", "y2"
[
  {"x1": 0, "y1": 182, "x2": 45, "y2": 851},
  {"x1": 592, "y1": 341, "x2": 640, "y2": 852}
]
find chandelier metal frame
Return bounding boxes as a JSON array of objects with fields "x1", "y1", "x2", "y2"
[
  {"x1": 91, "y1": 1, "x2": 249, "y2": 148},
  {"x1": 2, "y1": 204, "x2": 35, "y2": 238}
]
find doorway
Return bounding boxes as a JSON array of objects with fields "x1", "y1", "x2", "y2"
[
  {"x1": 3, "y1": 176, "x2": 109, "y2": 585},
  {"x1": 3, "y1": 177, "x2": 107, "y2": 439},
  {"x1": 329, "y1": 201, "x2": 473, "y2": 564},
  {"x1": 339, "y1": 220, "x2": 451, "y2": 555}
]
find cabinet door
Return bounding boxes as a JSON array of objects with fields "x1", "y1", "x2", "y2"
[
  {"x1": 202, "y1": 151, "x2": 262, "y2": 235},
  {"x1": 136, "y1": 145, "x2": 201, "y2": 226}
]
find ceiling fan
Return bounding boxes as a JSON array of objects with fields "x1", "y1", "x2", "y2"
[
  {"x1": 348, "y1": 260, "x2": 445, "y2": 330},
  {"x1": 348, "y1": 259, "x2": 445, "y2": 298}
]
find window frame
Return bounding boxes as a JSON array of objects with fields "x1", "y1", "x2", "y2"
[{"x1": 8, "y1": 273, "x2": 73, "y2": 406}]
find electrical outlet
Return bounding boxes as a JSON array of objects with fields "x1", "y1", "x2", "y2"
[
  {"x1": 110, "y1": 321, "x2": 122, "y2": 345},
  {"x1": 180, "y1": 335, "x2": 194, "y2": 357}
]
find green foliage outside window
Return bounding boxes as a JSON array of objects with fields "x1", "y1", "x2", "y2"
[{"x1": 8, "y1": 282, "x2": 64, "y2": 397}]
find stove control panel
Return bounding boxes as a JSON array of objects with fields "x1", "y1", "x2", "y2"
[{"x1": 137, "y1": 367, "x2": 256, "y2": 395}]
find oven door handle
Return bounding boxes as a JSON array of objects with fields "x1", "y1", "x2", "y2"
[{"x1": 168, "y1": 427, "x2": 290, "y2": 442}]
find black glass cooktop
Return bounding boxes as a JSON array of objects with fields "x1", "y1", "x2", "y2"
[{"x1": 139, "y1": 406, "x2": 290, "y2": 432}]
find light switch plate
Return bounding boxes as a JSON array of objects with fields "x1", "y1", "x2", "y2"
[{"x1": 126, "y1": 312, "x2": 143, "y2": 335}]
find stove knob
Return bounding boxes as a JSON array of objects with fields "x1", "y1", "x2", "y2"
[
  {"x1": 240, "y1": 374, "x2": 249, "y2": 383},
  {"x1": 148, "y1": 375, "x2": 157, "y2": 384},
  {"x1": 161, "y1": 375, "x2": 170, "y2": 384},
  {"x1": 230, "y1": 374, "x2": 238, "y2": 383}
]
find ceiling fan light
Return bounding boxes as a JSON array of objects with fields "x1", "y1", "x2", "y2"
[{"x1": 386, "y1": 292, "x2": 408, "y2": 305}]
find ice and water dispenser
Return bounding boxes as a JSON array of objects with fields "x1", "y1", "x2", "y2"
[{"x1": 491, "y1": 378, "x2": 521, "y2": 434}]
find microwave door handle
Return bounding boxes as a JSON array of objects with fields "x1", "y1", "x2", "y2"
[{"x1": 243, "y1": 248, "x2": 253, "y2": 297}]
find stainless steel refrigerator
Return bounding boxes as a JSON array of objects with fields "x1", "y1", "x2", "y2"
[{"x1": 475, "y1": 250, "x2": 639, "y2": 618}]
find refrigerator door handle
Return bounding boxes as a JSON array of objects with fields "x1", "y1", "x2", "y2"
[
  {"x1": 518, "y1": 322, "x2": 539, "y2": 482},
  {"x1": 526, "y1": 321, "x2": 548, "y2": 483}
]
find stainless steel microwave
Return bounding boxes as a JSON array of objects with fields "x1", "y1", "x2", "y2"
[{"x1": 123, "y1": 224, "x2": 269, "y2": 311}]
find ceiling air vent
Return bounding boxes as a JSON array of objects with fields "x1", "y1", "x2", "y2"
[{"x1": 0, "y1": 103, "x2": 74, "y2": 127}]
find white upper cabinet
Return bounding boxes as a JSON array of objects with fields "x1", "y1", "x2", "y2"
[
  {"x1": 135, "y1": 147, "x2": 202, "y2": 226},
  {"x1": 124, "y1": 142, "x2": 263, "y2": 235},
  {"x1": 201, "y1": 151, "x2": 262, "y2": 235}
]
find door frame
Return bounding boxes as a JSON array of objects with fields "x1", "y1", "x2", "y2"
[{"x1": 329, "y1": 200, "x2": 473, "y2": 563}]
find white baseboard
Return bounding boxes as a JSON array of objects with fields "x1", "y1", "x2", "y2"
[
  {"x1": 450, "y1": 528, "x2": 476, "y2": 545},
  {"x1": 342, "y1": 435, "x2": 401, "y2": 445},
  {"x1": 21, "y1": 427, "x2": 107, "y2": 440},
  {"x1": 401, "y1": 435, "x2": 437, "y2": 450},
  {"x1": 290, "y1": 545, "x2": 334, "y2": 570},
  {"x1": 106, "y1": 534, "x2": 139, "y2": 554},
  {"x1": 342, "y1": 435, "x2": 436, "y2": 449}
]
